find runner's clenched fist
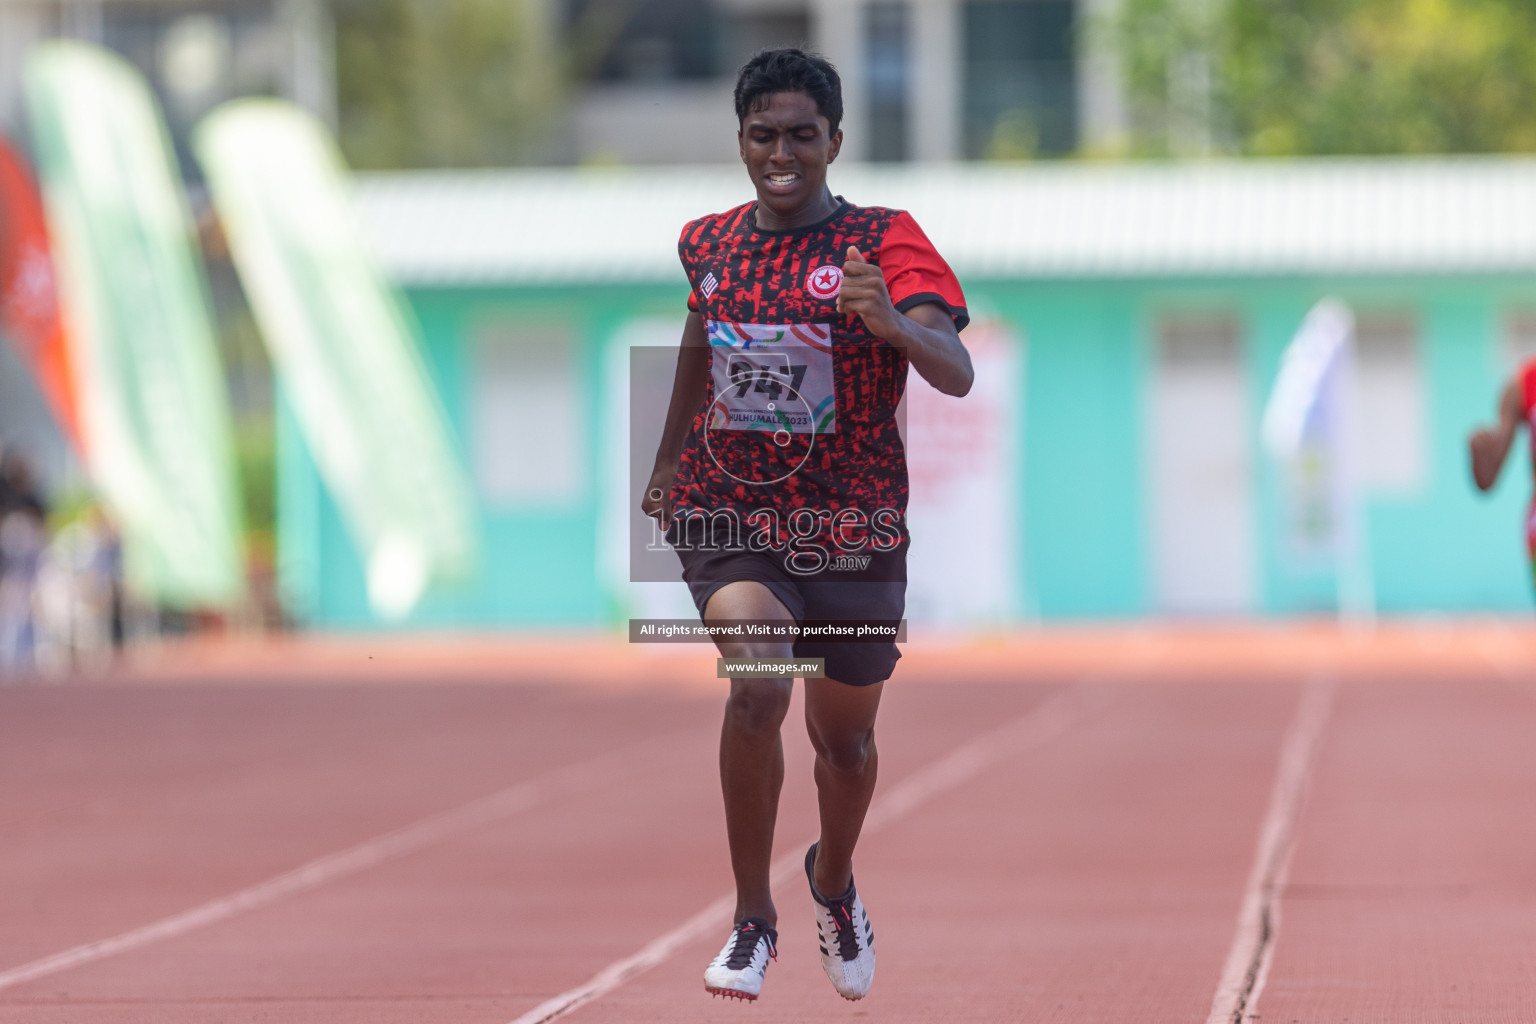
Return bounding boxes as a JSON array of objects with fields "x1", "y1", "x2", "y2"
[{"x1": 836, "y1": 245, "x2": 903, "y2": 341}]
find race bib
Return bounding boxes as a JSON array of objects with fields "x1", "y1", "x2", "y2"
[{"x1": 707, "y1": 321, "x2": 837, "y2": 435}]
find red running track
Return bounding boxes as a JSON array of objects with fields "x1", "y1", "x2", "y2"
[{"x1": 0, "y1": 627, "x2": 1532, "y2": 1023}]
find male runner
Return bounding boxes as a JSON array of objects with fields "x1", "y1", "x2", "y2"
[
  {"x1": 641, "y1": 49, "x2": 972, "y2": 1002},
  {"x1": 1470, "y1": 358, "x2": 1536, "y2": 581}
]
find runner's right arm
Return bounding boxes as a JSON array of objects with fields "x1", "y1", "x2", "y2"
[
  {"x1": 1469, "y1": 378, "x2": 1523, "y2": 492},
  {"x1": 642, "y1": 312, "x2": 710, "y2": 529}
]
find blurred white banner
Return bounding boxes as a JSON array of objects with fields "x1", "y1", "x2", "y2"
[{"x1": 903, "y1": 320, "x2": 1024, "y2": 627}]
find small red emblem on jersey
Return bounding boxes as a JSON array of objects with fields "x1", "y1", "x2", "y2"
[{"x1": 806, "y1": 264, "x2": 843, "y2": 300}]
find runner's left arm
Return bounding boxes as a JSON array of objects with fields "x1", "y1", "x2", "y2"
[
  {"x1": 642, "y1": 312, "x2": 710, "y2": 530},
  {"x1": 838, "y1": 244, "x2": 972, "y2": 397},
  {"x1": 1469, "y1": 378, "x2": 1523, "y2": 492}
]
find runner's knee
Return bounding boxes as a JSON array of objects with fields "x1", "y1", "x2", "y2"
[
  {"x1": 724, "y1": 678, "x2": 793, "y2": 734},
  {"x1": 812, "y1": 725, "x2": 875, "y2": 774}
]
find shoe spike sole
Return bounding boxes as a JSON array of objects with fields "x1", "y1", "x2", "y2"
[{"x1": 705, "y1": 987, "x2": 758, "y2": 1001}]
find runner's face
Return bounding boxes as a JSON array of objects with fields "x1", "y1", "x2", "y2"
[{"x1": 738, "y1": 91, "x2": 842, "y2": 228}]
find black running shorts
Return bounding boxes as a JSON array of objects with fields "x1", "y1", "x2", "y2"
[{"x1": 670, "y1": 528, "x2": 906, "y2": 687}]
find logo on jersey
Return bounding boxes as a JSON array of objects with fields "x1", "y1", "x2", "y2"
[
  {"x1": 700, "y1": 272, "x2": 719, "y2": 299},
  {"x1": 806, "y1": 264, "x2": 843, "y2": 301}
]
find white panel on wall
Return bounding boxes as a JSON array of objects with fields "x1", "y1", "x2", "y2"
[
  {"x1": 1352, "y1": 314, "x2": 1426, "y2": 495},
  {"x1": 902, "y1": 318, "x2": 1024, "y2": 626},
  {"x1": 1149, "y1": 313, "x2": 1256, "y2": 615},
  {"x1": 1502, "y1": 310, "x2": 1536, "y2": 372},
  {"x1": 472, "y1": 323, "x2": 583, "y2": 508}
]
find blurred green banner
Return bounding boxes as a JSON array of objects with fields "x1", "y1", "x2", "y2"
[
  {"x1": 24, "y1": 41, "x2": 244, "y2": 609},
  {"x1": 194, "y1": 100, "x2": 476, "y2": 620}
]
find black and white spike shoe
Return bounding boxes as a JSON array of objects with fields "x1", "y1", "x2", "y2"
[
  {"x1": 703, "y1": 917, "x2": 777, "y2": 1001},
  {"x1": 805, "y1": 843, "x2": 876, "y2": 1000}
]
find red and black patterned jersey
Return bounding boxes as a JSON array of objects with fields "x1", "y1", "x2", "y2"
[
  {"x1": 1517, "y1": 359, "x2": 1536, "y2": 571},
  {"x1": 1521, "y1": 359, "x2": 1536, "y2": 468},
  {"x1": 670, "y1": 197, "x2": 966, "y2": 554}
]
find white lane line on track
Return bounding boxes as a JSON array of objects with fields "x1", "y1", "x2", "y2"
[
  {"x1": 0, "y1": 732, "x2": 700, "y2": 995},
  {"x1": 1205, "y1": 677, "x2": 1336, "y2": 1024},
  {"x1": 507, "y1": 683, "x2": 1103, "y2": 1024}
]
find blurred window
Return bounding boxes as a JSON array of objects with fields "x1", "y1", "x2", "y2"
[
  {"x1": 722, "y1": 11, "x2": 812, "y2": 71},
  {"x1": 866, "y1": 1, "x2": 910, "y2": 162},
  {"x1": 1352, "y1": 313, "x2": 1424, "y2": 495},
  {"x1": 568, "y1": 0, "x2": 722, "y2": 82},
  {"x1": 1157, "y1": 313, "x2": 1240, "y2": 366},
  {"x1": 101, "y1": 4, "x2": 281, "y2": 167},
  {"x1": 1149, "y1": 311, "x2": 1256, "y2": 614},
  {"x1": 962, "y1": 0, "x2": 1077, "y2": 159},
  {"x1": 472, "y1": 323, "x2": 585, "y2": 508}
]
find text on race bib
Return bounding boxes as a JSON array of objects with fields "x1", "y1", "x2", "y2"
[{"x1": 706, "y1": 321, "x2": 837, "y2": 435}]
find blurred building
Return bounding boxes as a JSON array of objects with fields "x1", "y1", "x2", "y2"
[
  {"x1": 0, "y1": 0, "x2": 334, "y2": 157},
  {"x1": 4, "y1": 0, "x2": 1124, "y2": 167},
  {"x1": 9, "y1": 1, "x2": 1534, "y2": 628},
  {"x1": 266, "y1": 158, "x2": 1536, "y2": 629},
  {"x1": 565, "y1": 0, "x2": 1126, "y2": 165}
]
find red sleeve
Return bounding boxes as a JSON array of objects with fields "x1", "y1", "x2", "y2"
[
  {"x1": 1521, "y1": 360, "x2": 1536, "y2": 417},
  {"x1": 686, "y1": 289, "x2": 700, "y2": 313},
  {"x1": 878, "y1": 211, "x2": 968, "y2": 332}
]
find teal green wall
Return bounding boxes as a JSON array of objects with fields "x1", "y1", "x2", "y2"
[
  {"x1": 276, "y1": 274, "x2": 1536, "y2": 628},
  {"x1": 1241, "y1": 280, "x2": 1535, "y2": 614},
  {"x1": 277, "y1": 284, "x2": 684, "y2": 630},
  {"x1": 1384, "y1": 287, "x2": 1531, "y2": 610},
  {"x1": 995, "y1": 284, "x2": 1147, "y2": 617}
]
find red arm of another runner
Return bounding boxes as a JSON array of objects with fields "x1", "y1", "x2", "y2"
[{"x1": 1469, "y1": 378, "x2": 1524, "y2": 492}]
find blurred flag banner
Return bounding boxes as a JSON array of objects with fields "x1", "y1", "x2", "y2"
[
  {"x1": 24, "y1": 42, "x2": 244, "y2": 608},
  {"x1": 194, "y1": 100, "x2": 476, "y2": 620},
  {"x1": 1262, "y1": 298, "x2": 1373, "y2": 617},
  {"x1": 0, "y1": 135, "x2": 81, "y2": 448}
]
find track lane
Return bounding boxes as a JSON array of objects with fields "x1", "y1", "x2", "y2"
[
  {"x1": 1255, "y1": 673, "x2": 1536, "y2": 1023},
  {"x1": 0, "y1": 683, "x2": 720, "y2": 1008},
  {"x1": 0, "y1": 678, "x2": 1081, "y2": 1021},
  {"x1": 553, "y1": 679, "x2": 1302, "y2": 1024}
]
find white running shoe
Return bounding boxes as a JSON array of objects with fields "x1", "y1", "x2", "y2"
[
  {"x1": 703, "y1": 917, "x2": 777, "y2": 1001},
  {"x1": 805, "y1": 843, "x2": 876, "y2": 1000}
]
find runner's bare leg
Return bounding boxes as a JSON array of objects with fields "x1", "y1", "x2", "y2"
[
  {"x1": 705, "y1": 580, "x2": 799, "y2": 927},
  {"x1": 805, "y1": 676, "x2": 884, "y2": 896}
]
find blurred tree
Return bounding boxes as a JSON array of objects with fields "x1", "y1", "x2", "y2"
[
  {"x1": 1113, "y1": 0, "x2": 1536, "y2": 156},
  {"x1": 330, "y1": 0, "x2": 567, "y2": 168}
]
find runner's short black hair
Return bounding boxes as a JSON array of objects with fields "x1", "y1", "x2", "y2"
[{"x1": 734, "y1": 48, "x2": 842, "y2": 135}]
